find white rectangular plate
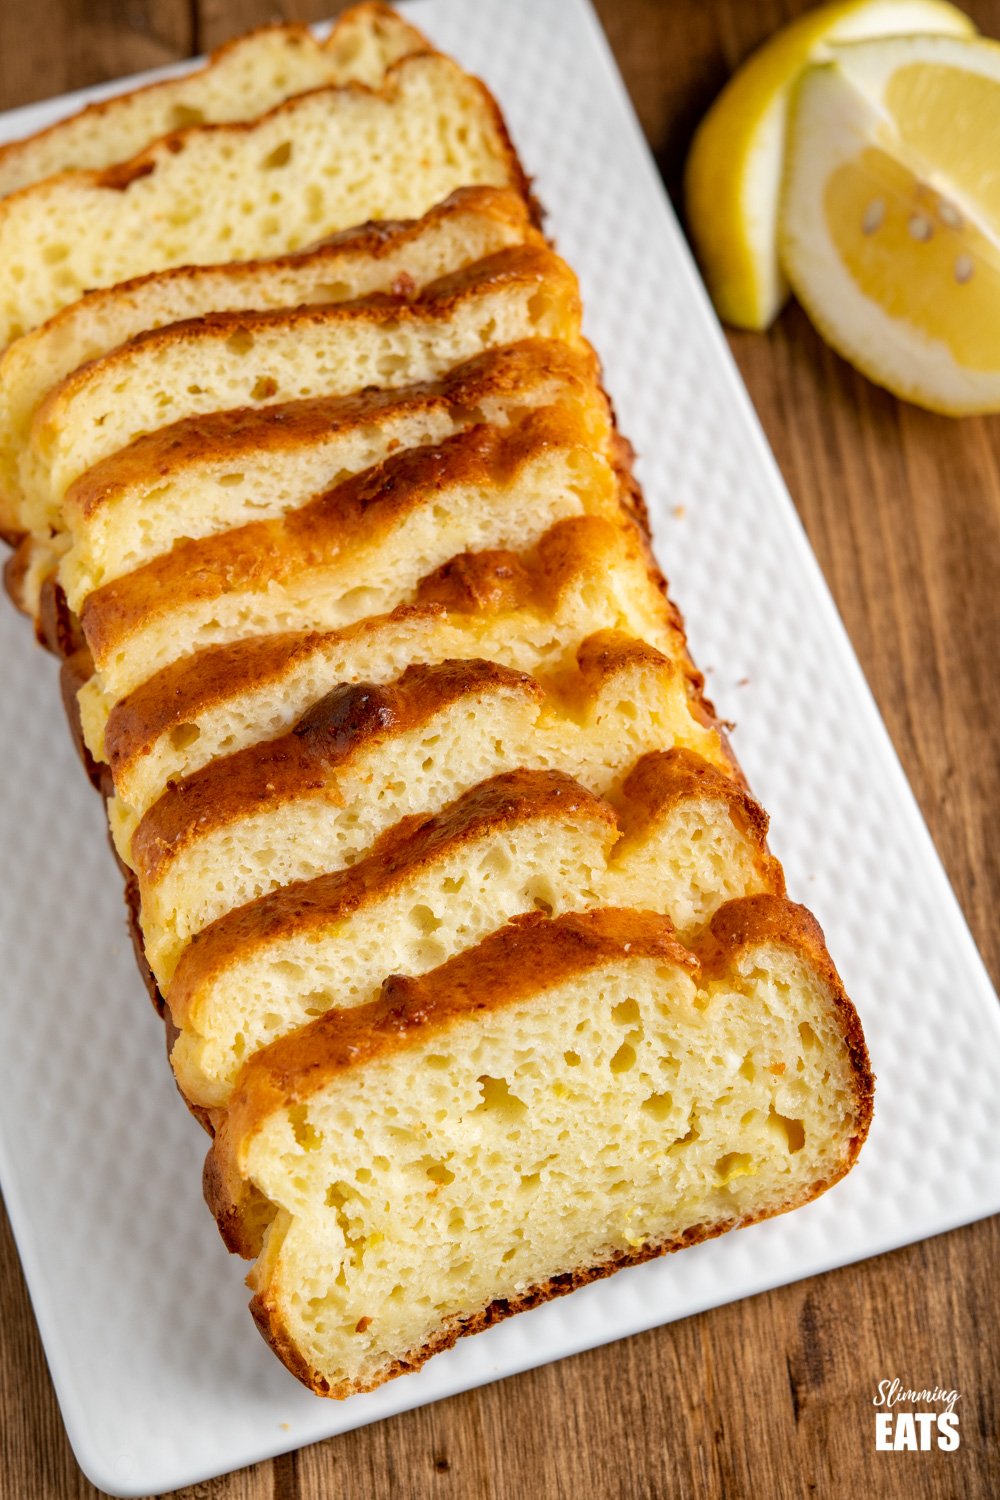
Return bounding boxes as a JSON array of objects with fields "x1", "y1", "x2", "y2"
[{"x1": 1, "y1": 0, "x2": 998, "y2": 1493}]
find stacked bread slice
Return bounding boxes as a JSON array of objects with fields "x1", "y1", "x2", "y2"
[
  {"x1": 0, "y1": 4, "x2": 873, "y2": 1400},
  {"x1": 0, "y1": 4, "x2": 430, "y2": 196}
]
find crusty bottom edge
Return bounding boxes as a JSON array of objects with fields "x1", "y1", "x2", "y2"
[{"x1": 250, "y1": 1152, "x2": 864, "y2": 1398}]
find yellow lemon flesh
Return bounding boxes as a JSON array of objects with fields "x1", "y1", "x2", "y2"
[
  {"x1": 684, "y1": 0, "x2": 974, "y2": 331},
  {"x1": 781, "y1": 34, "x2": 1000, "y2": 413}
]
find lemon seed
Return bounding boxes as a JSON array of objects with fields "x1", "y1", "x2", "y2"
[
  {"x1": 862, "y1": 199, "x2": 885, "y2": 234},
  {"x1": 954, "y1": 254, "x2": 974, "y2": 284},
  {"x1": 938, "y1": 199, "x2": 962, "y2": 229},
  {"x1": 908, "y1": 212, "x2": 933, "y2": 242}
]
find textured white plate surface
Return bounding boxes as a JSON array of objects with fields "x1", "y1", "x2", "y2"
[{"x1": 1, "y1": 0, "x2": 998, "y2": 1493}]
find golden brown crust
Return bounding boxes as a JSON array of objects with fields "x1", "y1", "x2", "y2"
[
  {"x1": 203, "y1": 909, "x2": 700, "y2": 1250},
  {"x1": 42, "y1": 241, "x2": 573, "y2": 438},
  {"x1": 102, "y1": 628, "x2": 385, "y2": 782},
  {"x1": 620, "y1": 747, "x2": 784, "y2": 894},
  {"x1": 65, "y1": 334, "x2": 585, "y2": 522},
  {"x1": 171, "y1": 751, "x2": 783, "y2": 1044},
  {"x1": 0, "y1": 7, "x2": 432, "y2": 181},
  {"x1": 4, "y1": 49, "x2": 528, "y2": 206},
  {"x1": 130, "y1": 657, "x2": 541, "y2": 885},
  {"x1": 215, "y1": 908, "x2": 693, "y2": 1139},
  {"x1": 622, "y1": 746, "x2": 760, "y2": 830},
  {"x1": 413, "y1": 508, "x2": 656, "y2": 618},
  {"x1": 168, "y1": 769, "x2": 616, "y2": 1026},
  {"x1": 205, "y1": 898, "x2": 873, "y2": 1270},
  {"x1": 80, "y1": 401, "x2": 602, "y2": 664},
  {"x1": 303, "y1": 181, "x2": 532, "y2": 255},
  {"x1": 695, "y1": 893, "x2": 875, "y2": 1143},
  {"x1": 100, "y1": 512, "x2": 637, "y2": 784},
  {"x1": 570, "y1": 628, "x2": 673, "y2": 693},
  {"x1": 6, "y1": 185, "x2": 533, "y2": 501},
  {"x1": 321, "y1": 1, "x2": 432, "y2": 56},
  {"x1": 413, "y1": 548, "x2": 531, "y2": 614}
]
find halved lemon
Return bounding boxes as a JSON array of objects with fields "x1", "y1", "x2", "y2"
[
  {"x1": 780, "y1": 33, "x2": 1000, "y2": 413},
  {"x1": 684, "y1": 0, "x2": 974, "y2": 330}
]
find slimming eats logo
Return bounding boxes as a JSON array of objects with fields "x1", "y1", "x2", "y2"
[{"x1": 873, "y1": 1379, "x2": 960, "y2": 1451}]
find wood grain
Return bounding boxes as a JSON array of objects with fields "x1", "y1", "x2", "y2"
[{"x1": 1, "y1": 2, "x2": 998, "y2": 1496}]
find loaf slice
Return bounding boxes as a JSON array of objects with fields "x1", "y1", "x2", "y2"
[
  {"x1": 127, "y1": 640, "x2": 729, "y2": 984},
  {"x1": 169, "y1": 757, "x2": 782, "y2": 1109},
  {"x1": 28, "y1": 245, "x2": 580, "y2": 540},
  {"x1": 0, "y1": 50, "x2": 528, "y2": 345},
  {"x1": 59, "y1": 338, "x2": 593, "y2": 607},
  {"x1": 0, "y1": 6, "x2": 429, "y2": 198},
  {"x1": 84, "y1": 513, "x2": 677, "y2": 809},
  {"x1": 204, "y1": 902, "x2": 873, "y2": 1396},
  {"x1": 79, "y1": 405, "x2": 619, "y2": 704},
  {"x1": 0, "y1": 187, "x2": 535, "y2": 537}
]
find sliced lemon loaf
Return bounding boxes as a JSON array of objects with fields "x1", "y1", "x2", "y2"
[
  {"x1": 79, "y1": 406, "x2": 620, "y2": 704},
  {"x1": 27, "y1": 247, "x2": 579, "y2": 543},
  {"x1": 0, "y1": 6, "x2": 429, "y2": 198},
  {"x1": 204, "y1": 903, "x2": 873, "y2": 1396},
  {"x1": 84, "y1": 514, "x2": 676, "y2": 807},
  {"x1": 58, "y1": 338, "x2": 593, "y2": 610},
  {"x1": 0, "y1": 50, "x2": 529, "y2": 345},
  {"x1": 0, "y1": 7, "x2": 872, "y2": 1407},
  {"x1": 169, "y1": 759, "x2": 782, "y2": 1110},
  {"x1": 0, "y1": 187, "x2": 535, "y2": 537},
  {"x1": 127, "y1": 641, "x2": 728, "y2": 984}
]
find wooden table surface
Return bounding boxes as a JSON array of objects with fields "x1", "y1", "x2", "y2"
[{"x1": 1, "y1": 2, "x2": 997, "y2": 1496}]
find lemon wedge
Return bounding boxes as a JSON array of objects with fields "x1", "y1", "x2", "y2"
[
  {"x1": 781, "y1": 33, "x2": 1000, "y2": 413},
  {"x1": 684, "y1": 0, "x2": 975, "y2": 330}
]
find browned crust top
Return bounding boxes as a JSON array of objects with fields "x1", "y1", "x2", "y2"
[
  {"x1": 224, "y1": 908, "x2": 697, "y2": 1114},
  {"x1": 44, "y1": 241, "x2": 574, "y2": 427},
  {"x1": 130, "y1": 657, "x2": 541, "y2": 883},
  {"x1": 694, "y1": 894, "x2": 875, "y2": 1138},
  {"x1": 101, "y1": 512, "x2": 633, "y2": 781},
  {"x1": 0, "y1": 6, "x2": 432, "y2": 178},
  {"x1": 8, "y1": 184, "x2": 532, "y2": 405},
  {"x1": 569, "y1": 628, "x2": 670, "y2": 687},
  {"x1": 66, "y1": 334, "x2": 587, "y2": 519},
  {"x1": 168, "y1": 769, "x2": 616, "y2": 1021},
  {"x1": 4, "y1": 50, "x2": 525, "y2": 206},
  {"x1": 206, "y1": 896, "x2": 874, "y2": 1250},
  {"x1": 80, "y1": 402, "x2": 602, "y2": 661},
  {"x1": 304, "y1": 181, "x2": 531, "y2": 256},
  {"x1": 168, "y1": 748, "x2": 784, "y2": 1028},
  {"x1": 620, "y1": 747, "x2": 783, "y2": 893}
]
